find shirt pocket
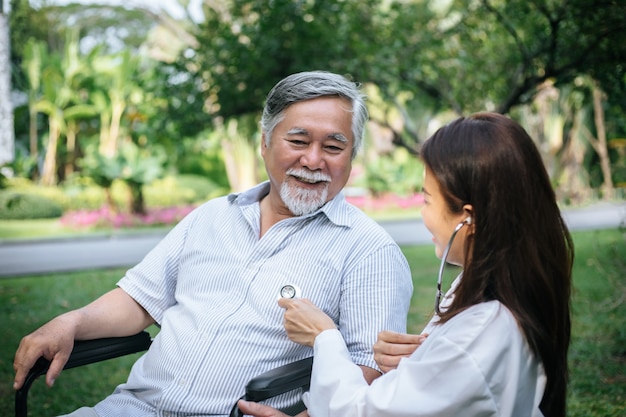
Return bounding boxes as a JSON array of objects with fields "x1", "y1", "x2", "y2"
[{"x1": 248, "y1": 262, "x2": 342, "y2": 324}]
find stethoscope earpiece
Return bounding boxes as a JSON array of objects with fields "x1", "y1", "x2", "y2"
[{"x1": 435, "y1": 219, "x2": 471, "y2": 315}]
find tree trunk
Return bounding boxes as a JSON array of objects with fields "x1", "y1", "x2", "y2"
[
  {"x1": 128, "y1": 181, "x2": 146, "y2": 215},
  {"x1": 561, "y1": 112, "x2": 590, "y2": 205},
  {"x1": 29, "y1": 107, "x2": 38, "y2": 160},
  {"x1": 65, "y1": 121, "x2": 77, "y2": 179},
  {"x1": 219, "y1": 119, "x2": 258, "y2": 193},
  {"x1": 0, "y1": 10, "x2": 15, "y2": 167},
  {"x1": 41, "y1": 119, "x2": 60, "y2": 186},
  {"x1": 591, "y1": 82, "x2": 614, "y2": 200}
]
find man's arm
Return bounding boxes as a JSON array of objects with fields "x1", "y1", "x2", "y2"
[
  {"x1": 13, "y1": 287, "x2": 154, "y2": 390},
  {"x1": 358, "y1": 365, "x2": 381, "y2": 384}
]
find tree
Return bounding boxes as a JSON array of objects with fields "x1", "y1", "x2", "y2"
[
  {"x1": 587, "y1": 81, "x2": 614, "y2": 199},
  {"x1": 359, "y1": 0, "x2": 626, "y2": 154},
  {"x1": 8, "y1": 0, "x2": 50, "y2": 91},
  {"x1": 34, "y1": 29, "x2": 100, "y2": 185},
  {"x1": 10, "y1": 0, "x2": 625, "y2": 201},
  {"x1": 0, "y1": 0, "x2": 14, "y2": 168},
  {"x1": 21, "y1": 39, "x2": 45, "y2": 167},
  {"x1": 178, "y1": 0, "x2": 383, "y2": 189}
]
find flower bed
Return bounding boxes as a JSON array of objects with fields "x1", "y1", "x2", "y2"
[
  {"x1": 59, "y1": 192, "x2": 424, "y2": 230},
  {"x1": 60, "y1": 205, "x2": 197, "y2": 229}
]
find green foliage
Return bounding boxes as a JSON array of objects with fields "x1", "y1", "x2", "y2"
[
  {"x1": 4, "y1": 177, "x2": 89, "y2": 211},
  {"x1": 361, "y1": 148, "x2": 424, "y2": 197},
  {"x1": 4, "y1": 146, "x2": 38, "y2": 179},
  {"x1": 8, "y1": 0, "x2": 52, "y2": 91},
  {"x1": 7, "y1": 0, "x2": 626, "y2": 212},
  {"x1": 195, "y1": 0, "x2": 382, "y2": 118},
  {"x1": 0, "y1": 168, "x2": 6, "y2": 190},
  {"x1": 144, "y1": 174, "x2": 228, "y2": 207},
  {"x1": 79, "y1": 142, "x2": 168, "y2": 214},
  {"x1": 136, "y1": 60, "x2": 213, "y2": 147},
  {"x1": 2, "y1": 174, "x2": 222, "y2": 215},
  {"x1": 0, "y1": 191, "x2": 63, "y2": 219},
  {"x1": 175, "y1": 137, "x2": 230, "y2": 189},
  {"x1": 609, "y1": 139, "x2": 626, "y2": 187}
]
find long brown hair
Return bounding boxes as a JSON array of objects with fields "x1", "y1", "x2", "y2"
[{"x1": 420, "y1": 112, "x2": 573, "y2": 417}]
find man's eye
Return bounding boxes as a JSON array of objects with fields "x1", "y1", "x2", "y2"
[{"x1": 326, "y1": 145, "x2": 344, "y2": 152}]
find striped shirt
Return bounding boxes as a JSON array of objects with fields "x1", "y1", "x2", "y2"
[{"x1": 93, "y1": 181, "x2": 413, "y2": 417}]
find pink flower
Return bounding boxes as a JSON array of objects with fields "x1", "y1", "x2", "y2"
[{"x1": 60, "y1": 205, "x2": 197, "y2": 229}]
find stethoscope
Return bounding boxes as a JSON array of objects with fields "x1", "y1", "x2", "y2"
[
  {"x1": 279, "y1": 284, "x2": 301, "y2": 300},
  {"x1": 435, "y1": 216, "x2": 471, "y2": 316}
]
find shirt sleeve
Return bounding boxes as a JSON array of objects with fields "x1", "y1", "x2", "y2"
[
  {"x1": 339, "y1": 244, "x2": 413, "y2": 370},
  {"x1": 117, "y1": 208, "x2": 198, "y2": 325}
]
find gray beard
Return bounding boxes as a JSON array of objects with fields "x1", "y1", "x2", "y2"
[{"x1": 280, "y1": 180, "x2": 329, "y2": 216}]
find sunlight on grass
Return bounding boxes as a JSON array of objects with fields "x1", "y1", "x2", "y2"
[{"x1": 0, "y1": 218, "x2": 78, "y2": 240}]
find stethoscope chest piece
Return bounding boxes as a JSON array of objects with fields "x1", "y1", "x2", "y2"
[{"x1": 279, "y1": 284, "x2": 301, "y2": 299}]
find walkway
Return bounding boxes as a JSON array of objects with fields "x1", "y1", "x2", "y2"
[{"x1": 1, "y1": 202, "x2": 624, "y2": 278}]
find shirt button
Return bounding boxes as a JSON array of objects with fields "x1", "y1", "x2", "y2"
[{"x1": 179, "y1": 378, "x2": 186, "y2": 386}]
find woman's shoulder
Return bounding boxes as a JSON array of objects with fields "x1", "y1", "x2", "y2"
[{"x1": 438, "y1": 301, "x2": 523, "y2": 350}]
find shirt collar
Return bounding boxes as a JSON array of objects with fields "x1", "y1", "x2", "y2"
[{"x1": 228, "y1": 181, "x2": 352, "y2": 228}]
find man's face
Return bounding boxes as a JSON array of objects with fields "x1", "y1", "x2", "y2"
[{"x1": 262, "y1": 96, "x2": 354, "y2": 216}]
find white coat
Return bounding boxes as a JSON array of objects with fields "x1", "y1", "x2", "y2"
[{"x1": 305, "y1": 277, "x2": 546, "y2": 417}]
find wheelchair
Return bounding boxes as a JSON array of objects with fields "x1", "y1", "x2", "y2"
[{"x1": 14, "y1": 331, "x2": 313, "y2": 417}]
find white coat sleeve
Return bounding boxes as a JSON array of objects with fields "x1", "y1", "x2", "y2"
[{"x1": 306, "y1": 329, "x2": 498, "y2": 417}]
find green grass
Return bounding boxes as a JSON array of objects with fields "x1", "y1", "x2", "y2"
[
  {"x1": 1, "y1": 229, "x2": 624, "y2": 416},
  {"x1": 0, "y1": 219, "x2": 84, "y2": 241},
  {"x1": 0, "y1": 218, "x2": 173, "y2": 242}
]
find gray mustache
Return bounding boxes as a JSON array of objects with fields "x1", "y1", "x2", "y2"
[{"x1": 286, "y1": 169, "x2": 331, "y2": 183}]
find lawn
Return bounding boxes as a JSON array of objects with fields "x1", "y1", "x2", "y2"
[{"x1": 0, "y1": 228, "x2": 624, "y2": 416}]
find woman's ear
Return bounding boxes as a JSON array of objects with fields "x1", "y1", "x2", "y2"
[{"x1": 463, "y1": 204, "x2": 474, "y2": 227}]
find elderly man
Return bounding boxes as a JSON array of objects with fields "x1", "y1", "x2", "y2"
[{"x1": 13, "y1": 71, "x2": 413, "y2": 417}]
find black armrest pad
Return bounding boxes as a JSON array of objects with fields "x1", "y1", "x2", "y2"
[
  {"x1": 245, "y1": 356, "x2": 313, "y2": 402},
  {"x1": 30, "y1": 331, "x2": 152, "y2": 378},
  {"x1": 16, "y1": 331, "x2": 152, "y2": 417},
  {"x1": 65, "y1": 331, "x2": 152, "y2": 370},
  {"x1": 26, "y1": 331, "x2": 153, "y2": 380}
]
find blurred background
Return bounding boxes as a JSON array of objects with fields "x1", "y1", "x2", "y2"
[{"x1": 0, "y1": 0, "x2": 624, "y2": 228}]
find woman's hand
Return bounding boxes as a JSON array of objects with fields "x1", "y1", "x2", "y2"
[
  {"x1": 278, "y1": 298, "x2": 336, "y2": 347},
  {"x1": 373, "y1": 331, "x2": 428, "y2": 373}
]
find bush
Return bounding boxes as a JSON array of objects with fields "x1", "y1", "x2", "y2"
[
  {"x1": 0, "y1": 191, "x2": 63, "y2": 219},
  {"x1": 144, "y1": 174, "x2": 228, "y2": 207},
  {"x1": 4, "y1": 177, "x2": 73, "y2": 209},
  {"x1": 1, "y1": 174, "x2": 228, "y2": 217}
]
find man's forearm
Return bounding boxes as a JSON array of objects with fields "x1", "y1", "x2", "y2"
[{"x1": 73, "y1": 287, "x2": 154, "y2": 340}]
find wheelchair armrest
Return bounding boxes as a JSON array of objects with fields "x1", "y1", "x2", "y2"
[
  {"x1": 15, "y1": 331, "x2": 152, "y2": 417},
  {"x1": 229, "y1": 356, "x2": 313, "y2": 417}
]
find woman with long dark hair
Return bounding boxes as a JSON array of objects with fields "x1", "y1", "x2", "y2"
[{"x1": 238, "y1": 112, "x2": 573, "y2": 417}]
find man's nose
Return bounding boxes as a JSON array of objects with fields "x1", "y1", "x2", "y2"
[{"x1": 300, "y1": 146, "x2": 325, "y2": 170}]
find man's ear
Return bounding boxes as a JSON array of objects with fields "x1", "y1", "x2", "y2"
[{"x1": 261, "y1": 133, "x2": 268, "y2": 156}]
